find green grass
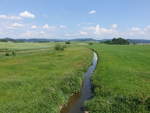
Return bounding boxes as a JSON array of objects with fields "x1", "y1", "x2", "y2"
[
  {"x1": 0, "y1": 42, "x2": 58, "y2": 57},
  {"x1": 86, "y1": 44, "x2": 150, "y2": 113},
  {"x1": 0, "y1": 42, "x2": 54, "y2": 50},
  {"x1": 0, "y1": 42, "x2": 92, "y2": 113},
  {"x1": 1, "y1": 42, "x2": 150, "y2": 113}
]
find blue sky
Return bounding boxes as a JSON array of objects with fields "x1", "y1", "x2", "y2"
[{"x1": 0, "y1": 0, "x2": 150, "y2": 39}]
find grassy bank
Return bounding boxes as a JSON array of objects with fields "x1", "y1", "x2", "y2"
[
  {"x1": 0, "y1": 42, "x2": 92, "y2": 113},
  {"x1": 86, "y1": 44, "x2": 150, "y2": 113}
]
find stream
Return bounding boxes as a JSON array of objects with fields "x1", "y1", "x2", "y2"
[{"x1": 61, "y1": 52, "x2": 98, "y2": 113}]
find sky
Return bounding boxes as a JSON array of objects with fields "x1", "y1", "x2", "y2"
[{"x1": 0, "y1": 0, "x2": 150, "y2": 39}]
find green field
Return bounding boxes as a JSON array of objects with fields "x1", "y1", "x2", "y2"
[
  {"x1": 0, "y1": 42, "x2": 92, "y2": 113},
  {"x1": 0, "y1": 42, "x2": 54, "y2": 50},
  {"x1": 0, "y1": 42, "x2": 150, "y2": 113},
  {"x1": 86, "y1": 44, "x2": 150, "y2": 113}
]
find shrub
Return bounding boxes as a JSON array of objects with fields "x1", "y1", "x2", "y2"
[
  {"x1": 5, "y1": 52, "x2": 10, "y2": 56},
  {"x1": 12, "y1": 51, "x2": 16, "y2": 56},
  {"x1": 88, "y1": 42, "x2": 93, "y2": 45},
  {"x1": 54, "y1": 44, "x2": 65, "y2": 51},
  {"x1": 65, "y1": 41, "x2": 71, "y2": 44},
  {"x1": 60, "y1": 74, "x2": 81, "y2": 94},
  {"x1": 62, "y1": 45, "x2": 67, "y2": 48}
]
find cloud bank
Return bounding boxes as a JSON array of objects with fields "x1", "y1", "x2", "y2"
[{"x1": 0, "y1": 11, "x2": 150, "y2": 39}]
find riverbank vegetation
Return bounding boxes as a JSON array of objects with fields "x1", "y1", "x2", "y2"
[
  {"x1": 0, "y1": 42, "x2": 92, "y2": 113},
  {"x1": 86, "y1": 44, "x2": 150, "y2": 113}
]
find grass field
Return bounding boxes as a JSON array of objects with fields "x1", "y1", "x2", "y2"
[
  {"x1": 0, "y1": 42, "x2": 54, "y2": 50},
  {"x1": 0, "y1": 42, "x2": 56, "y2": 57},
  {"x1": 86, "y1": 44, "x2": 150, "y2": 113},
  {"x1": 0, "y1": 42, "x2": 92, "y2": 113},
  {"x1": 1, "y1": 42, "x2": 150, "y2": 113}
]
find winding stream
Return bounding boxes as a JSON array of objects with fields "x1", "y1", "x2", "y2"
[{"x1": 61, "y1": 52, "x2": 98, "y2": 113}]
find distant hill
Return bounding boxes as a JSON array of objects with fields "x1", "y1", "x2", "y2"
[
  {"x1": 100, "y1": 39, "x2": 150, "y2": 44},
  {"x1": 0, "y1": 38, "x2": 17, "y2": 42},
  {"x1": 16, "y1": 38, "x2": 65, "y2": 42},
  {"x1": 0, "y1": 38, "x2": 65, "y2": 42},
  {"x1": 18, "y1": 38, "x2": 97, "y2": 42},
  {"x1": 69, "y1": 38, "x2": 97, "y2": 42},
  {"x1": 127, "y1": 39, "x2": 150, "y2": 44},
  {"x1": 0, "y1": 38, "x2": 97, "y2": 42},
  {"x1": 0, "y1": 38, "x2": 150, "y2": 43}
]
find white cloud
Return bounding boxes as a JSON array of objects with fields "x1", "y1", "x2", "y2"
[
  {"x1": 1, "y1": 18, "x2": 150, "y2": 39},
  {"x1": 20, "y1": 31, "x2": 44, "y2": 38},
  {"x1": 31, "y1": 25, "x2": 37, "y2": 29},
  {"x1": 80, "y1": 31, "x2": 88, "y2": 35},
  {"x1": 126, "y1": 27, "x2": 145, "y2": 37},
  {"x1": 84, "y1": 24, "x2": 117, "y2": 36},
  {"x1": 64, "y1": 33, "x2": 79, "y2": 37},
  {"x1": 43, "y1": 24, "x2": 50, "y2": 29},
  {"x1": 43, "y1": 24, "x2": 66, "y2": 31},
  {"x1": 131, "y1": 27, "x2": 141, "y2": 31},
  {"x1": 0, "y1": 11, "x2": 35, "y2": 20},
  {"x1": 43, "y1": 24, "x2": 56, "y2": 30},
  {"x1": 20, "y1": 30, "x2": 57, "y2": 39},
  {"x1": 88, "y1": 10, "x2": 96, "y2": 14},
  {"x1": 21, "y1": 31, "x2": 34, "y2": 37},
  {"x1": 111, "y1": 24, "x2": 118, "y2": 29},
  {"x1": 81, "y1": 24, "x2": 150, "y2": 39},
  {"x1": 0, "y1": 15, "x2": 22, "y2": 20},
  {"x1": 20, "y1": 11, "x2": 35, "y2": 18},
  {"x1": 0, "y1": 15, "x2": 7, "y2": 19},
  {"x1": 59, "y1": 25, "x2": 67, "y2": 29},
  {"x1": 95, "y1": 24, "x2": 117, "y2": 35},
  {"x1": 144, "y1": 25, "x2": 150, "y2": 30},
  {"x1": 11, "y1": 23, "x2": 24, "y2": 28}
]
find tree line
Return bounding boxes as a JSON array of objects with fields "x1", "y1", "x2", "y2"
[{"x1": 103, "y1": 37, "x2": 130, "y2": 45}]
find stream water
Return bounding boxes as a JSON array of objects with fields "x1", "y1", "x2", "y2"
[{"x1": 61, "y1": 52, "x2": 98, "y2": 113}]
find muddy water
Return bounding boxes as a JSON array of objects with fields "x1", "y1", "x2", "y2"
[{"x1": 61, "y1": 52, "x2": 98, "y2": 113}]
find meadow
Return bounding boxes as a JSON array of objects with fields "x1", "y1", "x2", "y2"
[
  {"x1": 0, "y1": 42, "x2": 53, "y2": 50},
  {"x1": 0, "y1": 42, "x2": 55, "y2": 57},
  {"x1": 0, "y1": 42, "x2": 92, "y2": 113},
  {"x1": 86, "y1": 44, "x2": 150, "y2": 113},
  {"x1": 0, "y1": 42, "x2": 150, "y2": 113}
]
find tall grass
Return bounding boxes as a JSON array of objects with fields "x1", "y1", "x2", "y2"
[
  {"x1": 86, "y1": 44, "x2": 150, "y2": 113},
  {"x1": 0, "y1": 43, "x2": 92, "y2": 113}
]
